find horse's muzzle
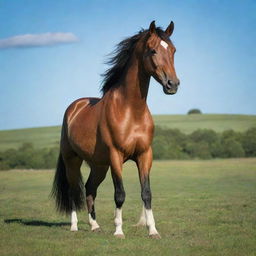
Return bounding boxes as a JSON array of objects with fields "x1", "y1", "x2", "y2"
[{"x1": 163, "y1": 79, "x2": 180, "y2": 95}]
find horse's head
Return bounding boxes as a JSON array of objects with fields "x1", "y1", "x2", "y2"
[{"x1": 143, "y1": 21, "x2": 180, "y2": 95}]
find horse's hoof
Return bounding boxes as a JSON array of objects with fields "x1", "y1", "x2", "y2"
[
  {"x1": 149, "y1": 233, "x2": 161, "y2": 239},
  {"x1": 70, "y1": 226, "x2": 78, "y2": 231},
  {"x1": 92, "y1": 227, "x2": 101, "y2": 232},
  {"x1": 114, "y1": 234, "x2": 125, "y2": 239}
]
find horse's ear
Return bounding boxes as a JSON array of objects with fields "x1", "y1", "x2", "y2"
[
  {"x1": 165, "y1": 21, "x2": 174, "y2": 37},
  {"x1": 149, "y1": 20, "x2": 156, "y2": 35}
]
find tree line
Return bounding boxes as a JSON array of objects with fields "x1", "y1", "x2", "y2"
[
  {"x1": 153, "y1": 127, "x2": 256, "y2": 160},
  {"x1": 0, "y1": 127, "x2": 256, "y2": 170}
]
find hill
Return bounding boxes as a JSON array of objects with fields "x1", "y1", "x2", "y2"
[
  {"x1": 0, "y1": 126, "x2": 61, "y2": 151},
  {"x1": 0, "y1": 114, "x2": 256, "y2": 151},
  {"x1": 153, "y1": 114, "x2": 256, "y2": 133}
]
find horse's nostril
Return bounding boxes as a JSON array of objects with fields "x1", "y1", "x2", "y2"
[
  {"x1": 167, "y1": 80, "x2": 173, "y2": 89},
  {"x1": 167, "y1": 79, "x2": 179, "y2": 89}
]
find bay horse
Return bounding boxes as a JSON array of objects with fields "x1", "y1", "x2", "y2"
[{"x1": 52, "y1": 21, "x2": 179, "y2": 239}]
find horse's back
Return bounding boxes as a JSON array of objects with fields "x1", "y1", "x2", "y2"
[{"x1": 66, "y1": 97, "x2": 101, "y2": 125}]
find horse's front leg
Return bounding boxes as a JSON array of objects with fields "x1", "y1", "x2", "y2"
[
  {"x1": 134, "y1": 204, "x2": 146, "y2": 227},
  {"x1": 136, "y1": 148, "x2": 161, "y2": 239},
  {"x1": 110, "y1": 150, "x2": 126, "y2": 238}
]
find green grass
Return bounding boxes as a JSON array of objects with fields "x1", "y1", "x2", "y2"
[
  {"x1": 153, "y1": 114, "x2": 256, "y2": 133},
  {"x1": 0, "y1": 159, "x2": 256, "y2": 256},
  {"x1": 0, "y1": 114, "x2": 256, "y2": 151},
  {"x1": 0, "y1": 126, "x2": 61, "y2": 150}
]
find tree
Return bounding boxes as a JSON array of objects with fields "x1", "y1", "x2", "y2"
[
  {"x1": 187, "y1": 109, "x2": 202, "y2": 115},
  {"x1": 242, "y1": 128, "x2": 256, "y2": 156},
  {"x1": 185, "y1": 141, "x2": 212, "y2": 159},
  {"x1": 187, "y1": 129, "x2": 220, "y2": 158},
  {"x1": 222, "y1": 138, "x2": 245, "y2": 158}
]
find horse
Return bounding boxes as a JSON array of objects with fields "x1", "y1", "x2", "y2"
[{"x1": 51, "y1": 20, "x2": 179, "y2": 239}]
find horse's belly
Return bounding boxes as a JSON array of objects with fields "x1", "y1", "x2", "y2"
[{"x1": 68, "y1": 127, "x2": 110, "y2": 165}]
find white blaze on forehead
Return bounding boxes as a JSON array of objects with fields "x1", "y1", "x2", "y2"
[{"x1": 160, "y1": 40, "x2": 168, "y2": 50}]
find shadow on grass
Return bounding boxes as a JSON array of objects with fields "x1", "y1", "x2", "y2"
[{"x1": 4, "y1": 218, "x2": 70, "y2": 227}]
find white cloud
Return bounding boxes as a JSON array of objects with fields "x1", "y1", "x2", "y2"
[{"x1": 0, "y1": 32, "x2": 79, "y2": 49}]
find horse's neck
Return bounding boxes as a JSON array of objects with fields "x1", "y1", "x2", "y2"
[{"x1": 116, "y1": 56, "x2": 150, "y2": 113}]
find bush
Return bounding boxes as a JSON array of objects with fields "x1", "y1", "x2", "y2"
[
  {"x1": 221, "y1": 130, "x2": 243, "y2": 143},
  {"x1": 220, "y1": 130, "x2": 245, "y2": 158},
  {"x1": 43, "y1": 147, "x2": 59, "y2": 168},
  {"x1": 152, "y1": 135, "x2": 169, "y2": 159},
  {"x1": 185, "y1": 141, "x2": 212, "y2": 159},
  {"x1": 0, "y1": 143, "x2": 59, "y2": 170},
  {"x1": 222, "y1": 138, "x2": 245, "y2": 158},
  {"x1": 242, "y1": 128, "x2": 256, "y2": 157},
  {"x1": 186, "y1": 129, "x2": 221, "y2": 158},
  {"x1": 153, "y1": 127, "x2": 189, "y2": 159},
  {"x1": 190, "y1": 129, "x2": 219, "y2": 144},
  {"x1": 0, "y1": 126, "x2": 256, "y2": 170},
  {"x1": 187, "y1": 109, "x2": 202, "y2": 115},
  {"x1": 210, "y1": 141, "x2": 223, "y2": 158}
]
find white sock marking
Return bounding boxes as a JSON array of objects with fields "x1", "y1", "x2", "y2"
[
  {"x1": 114, "y1": 208, "x2": 124, "y2": 236},
  {"x1": 88, "y1": 213, "x2": 100, "y2": 231},
  {"x1": 160, "y1": 40, "x2": 168, "y2": 50},
  {"x1": 145, "y1": 209, "x2": 159, "y2": 235},
  {"x1": 70, "y1": 210, "x2": 78, "y2": 231},
  {"x1": 136, "y1": 205, "x2": 146, "y2": 226}
]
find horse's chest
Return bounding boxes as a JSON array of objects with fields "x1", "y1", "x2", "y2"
[{"x1": 112, "y1": 124, "x2": 153, "y2": 155}]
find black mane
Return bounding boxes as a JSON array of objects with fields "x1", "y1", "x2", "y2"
[{"x1": 101, "y1": 27, "x2": 169, "y2": 95}]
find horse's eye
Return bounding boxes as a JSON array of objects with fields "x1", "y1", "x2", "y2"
[{"x1": 150, "y1": 49, "x2": 157, "y2": 55}]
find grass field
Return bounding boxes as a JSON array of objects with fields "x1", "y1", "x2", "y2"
[
  {"x1": 0, "y1": 159, "x2": 255, "y2": 256},
  {"x1": 0, "y1": 114, "x2": 256, "y2": 151},
  {"x1": 0, "y1": 126, "x2": 61, "y2": 151},
  {"x1": 153, "y1": 114, "x2": 256, "y2": 133}
]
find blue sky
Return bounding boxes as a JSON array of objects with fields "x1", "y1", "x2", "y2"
[{"x1": 0, "y1": 0, "x2": 255, "y2": 130}]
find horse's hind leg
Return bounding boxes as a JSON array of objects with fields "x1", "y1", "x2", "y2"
[
  {"x1": 63, "y1": 154, "x2": 83, "y2": 232},
  {"x1": 85, "y1": 165, "x2": 109, "y2": 231},
  {"x1": 71, "y1": 202, "x2": 78, "y2": 231}
]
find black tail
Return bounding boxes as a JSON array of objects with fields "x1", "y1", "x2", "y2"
[{"x1": 51, "y1": 153, "x2": 85, "y2": 214}]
